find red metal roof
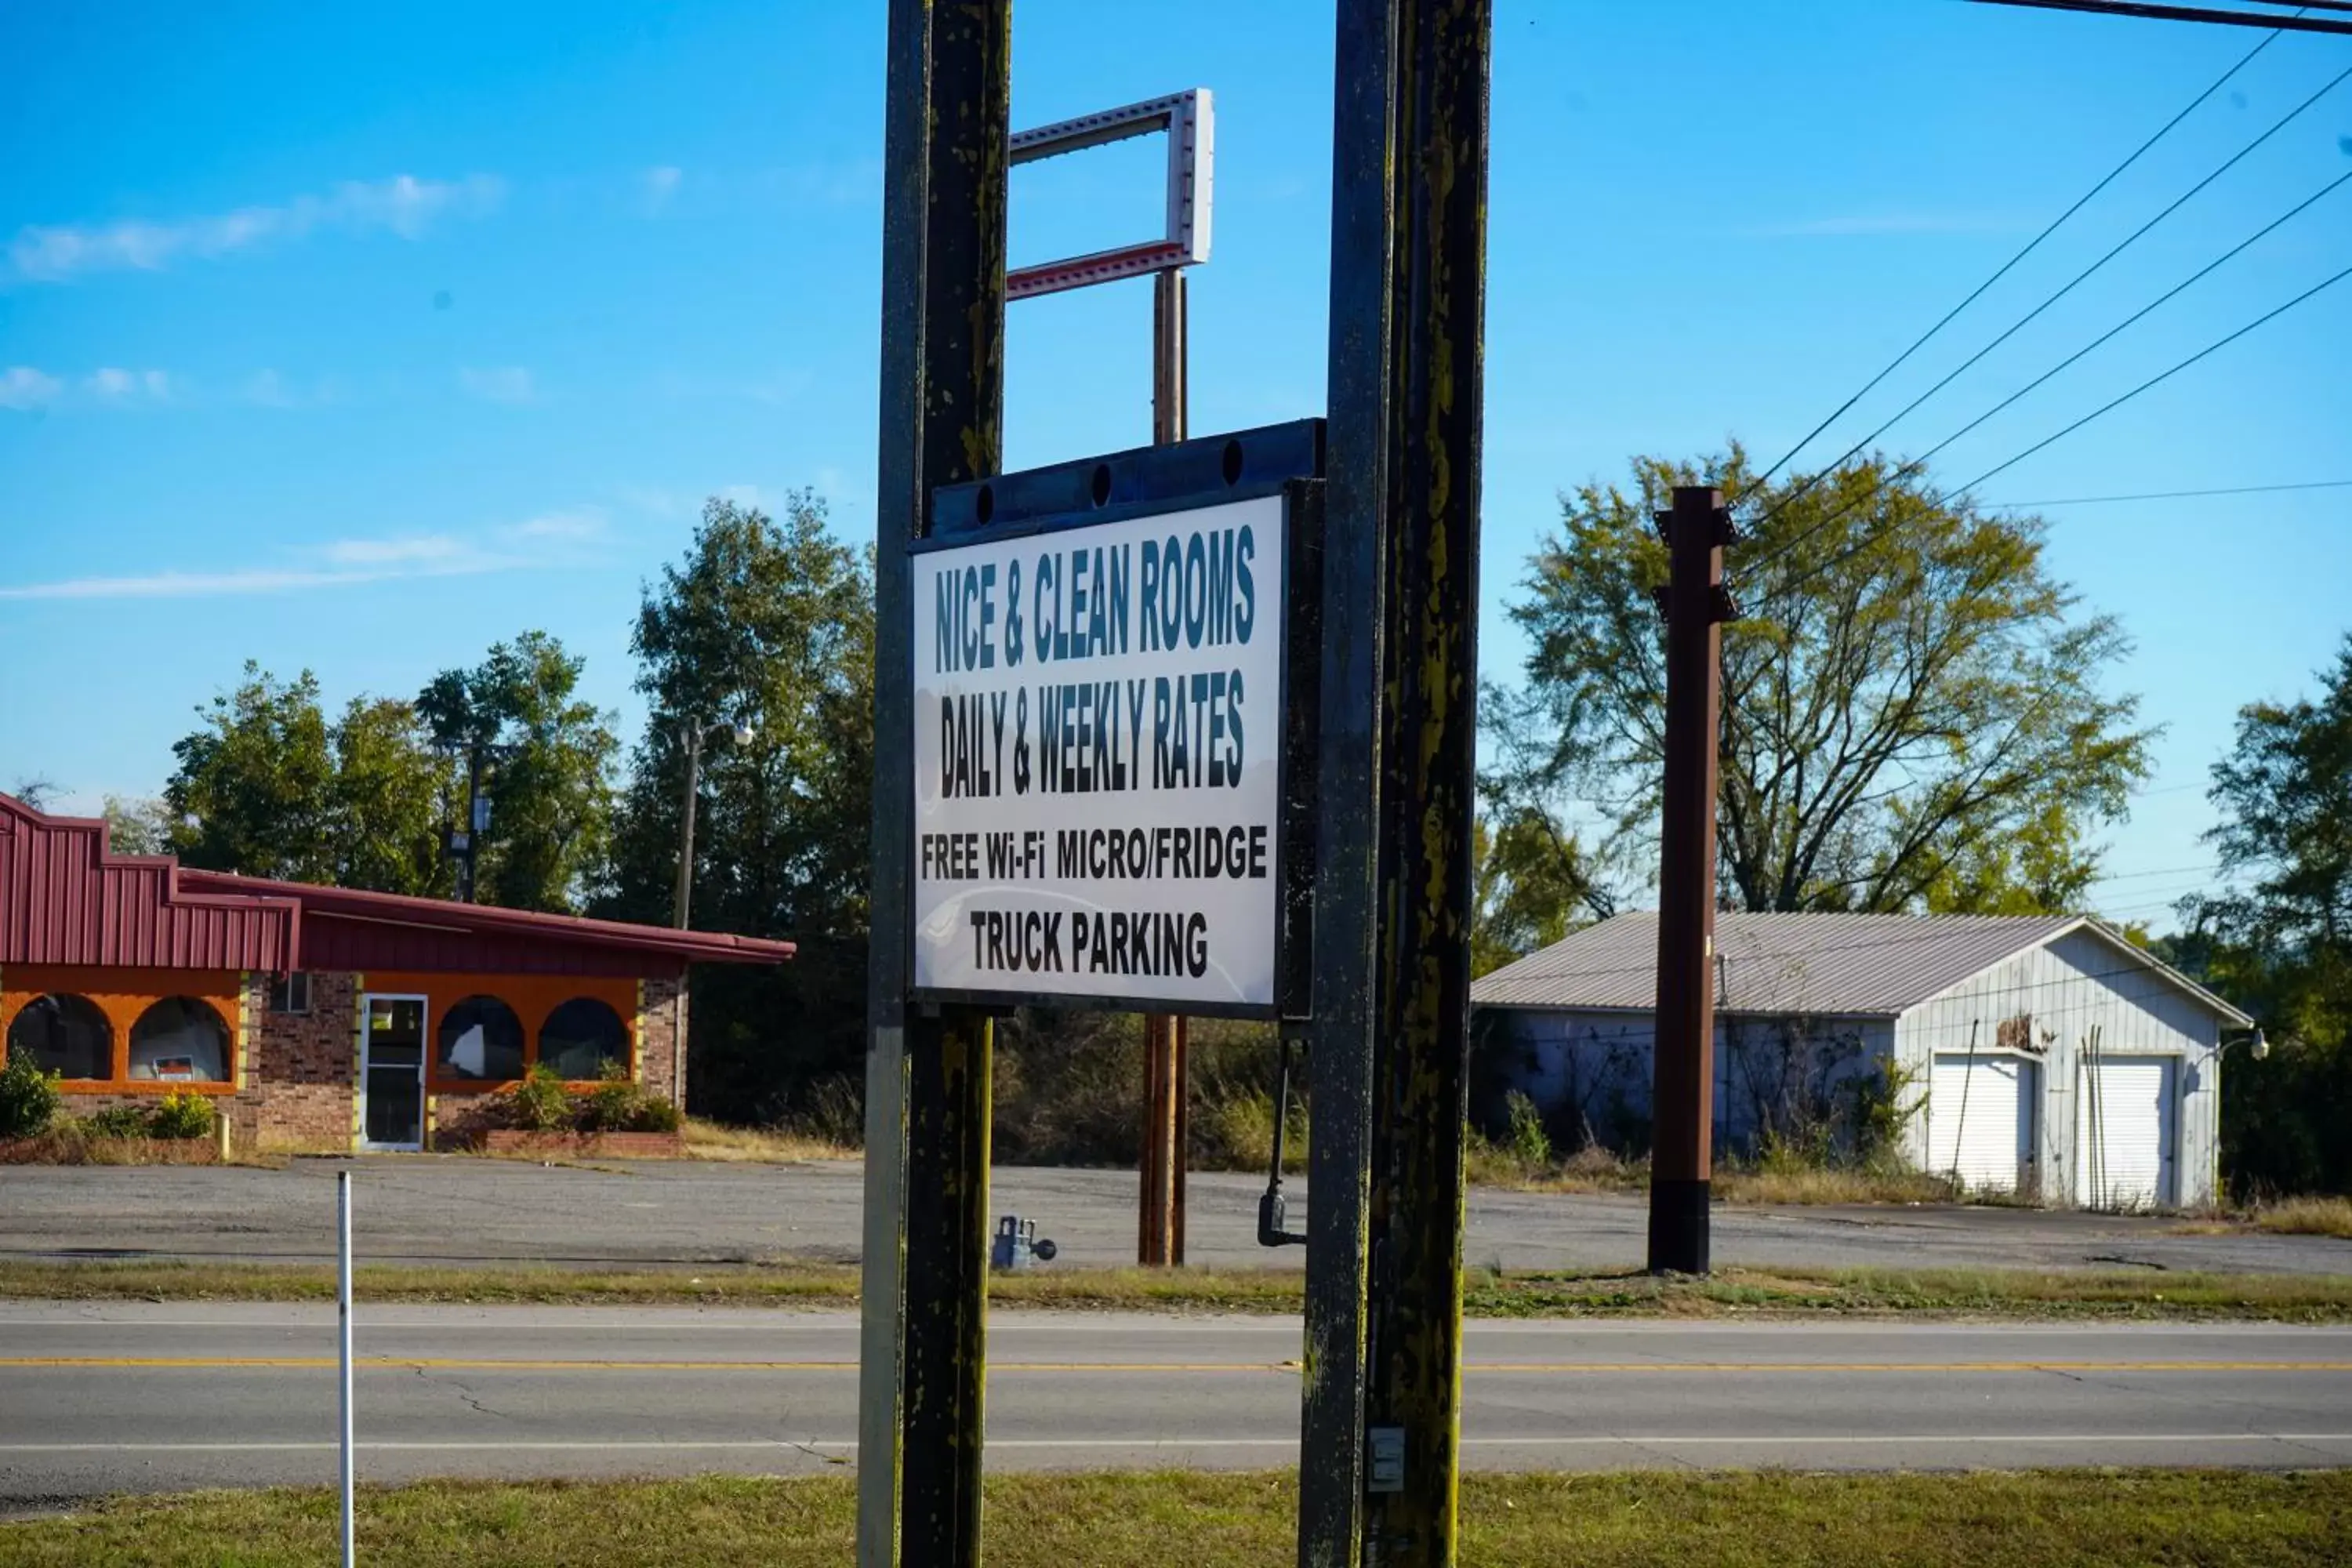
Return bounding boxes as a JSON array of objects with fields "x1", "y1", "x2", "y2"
[
  {"x1": 1, "y1": 793, "x2": 299, "y2": 971},
  {"x1": 0, "y1": 793, "x2": 793, "y2": 978}
]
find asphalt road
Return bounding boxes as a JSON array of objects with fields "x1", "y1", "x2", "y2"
[
  {"x1": 3, "y1": 1303, "x2": 2349, "y2": 1505},
  {"x1": 5, "y1": 1159, "x2": 2350, "y2": 1276}
]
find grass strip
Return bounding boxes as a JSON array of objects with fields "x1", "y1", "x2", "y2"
[
  {"x1": 3, "y1": 1469, "x2": 2350, "y2": 1566},
  {"x1": 5, "y1": 1258, "x2": 2351, "y2": 1320}
]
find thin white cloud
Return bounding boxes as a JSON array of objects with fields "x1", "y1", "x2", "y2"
[
  {"x1": 642, "y1": 165, "x2": 684, "y2": 214},
  {"x1": 0, "y1": 566, "x2": 381, "y2": 601},
  {"x1": 321, "y1": 535, "x2": 473, "y2": 568},
  {"x1": 0, "y1": 506, "x2": 608, "y2": 602},
  {"x1": 1737, "y1": 212, "x2": 2020, "y2": 238},
  {"x1": 83, "y1": 368, "x2": 172, "y2": 403},
  {"x1": 459, "y1": 365, "x2": 536, "y2": 405},
  {"x1": 0, "y1": 366, "x2": 62, "y2": 409},
  {"x1": 499, "y1": 509, "x2": 606, "y2": 543},
  {"x1": 6, "y1": 173, "x2": 505, "y2": 284}
]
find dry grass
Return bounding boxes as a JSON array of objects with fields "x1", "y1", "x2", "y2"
[
  {"x1": 2253, "y1": 1195, "x2": 2352, "y2": 1240},
  {"x1": 6, "y1": 1257, "x2": 2351, "y2": 1322},
  {"x1": 1712, "y1": 1164, "x2": 1960, "y2": 1206},
  {"x1": 0, "y1": 1128, "x2": 223, "y2": 1166},
  {"x1": 677, "y1": 1117, "x2": 858, "y2": 1163},
  {"x1": 5, "y1": 1469, "x2": 2350, "y2": 1567}
]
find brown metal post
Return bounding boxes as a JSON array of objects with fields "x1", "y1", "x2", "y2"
[
  {"x1": 1142, "y1": 266, "x2": 1191, "y2": 1266},
  {"x1": 1646, "y1": 485, "x2": 1734, "y2": 1277}
]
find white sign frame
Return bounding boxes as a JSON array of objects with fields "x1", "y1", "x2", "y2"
[{"x1": 907, "y1": 475, "x2": 1315, "y2": 1018}]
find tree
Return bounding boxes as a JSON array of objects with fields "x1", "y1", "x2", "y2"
[
  {"x1": 2180, "y1": 635, "x2": 2352, "y2": 1196},
  {"x1": 602, "y1": 494, "x2": 876, "y2": 1119},
  {"x1": 100, "y1": 795, "x2": 176, "y2": 855},
  {"x1": 166, "y1": 664, "x2": 339, "y2": 881},
  {"x1": 1490, "y1": 446, "x2": 2154, "y2": 915},
  {"x1": 164, "y1": 664, "x2": 456, "y2": 892},
  {"x1": 418, "y1": 632, "x2": 619, "y2": 913},
  {"x1": 1471, "y1": 806, "x2": 1602, "y2": 978},
  {"x1": 331, "y1": 698, "x2": 458, "y2": 897}
]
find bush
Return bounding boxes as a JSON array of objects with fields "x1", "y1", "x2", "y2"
[
  {"x1": 499, "y1": 1065, "x2": 575, "y2": 1133},
  {"x1": 580, "y1": 1064, "x2": 643, "y2": 1133},
  {"x1": 1503, "y1": 1090, "x2": 1552, "y2": 1166},
  {"x1": 0, "y1": 1047, "x2": 64, "y2": 1139},
  {"x1": 148, "y1": 1091, "x2": 216, "y2": 1141},
  {"x1": 626, "y1": 1094, "x2": 683, "y2": 1134},
  {"x1": 78, "y1": 1104, "x2": 152, "y2": 1139}
]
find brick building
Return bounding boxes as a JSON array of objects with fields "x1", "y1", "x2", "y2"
[{"x1": 0, "y1": 791, "x2": 793, "y2": 1151}]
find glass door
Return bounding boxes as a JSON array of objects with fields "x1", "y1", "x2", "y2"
[{"x1": 361, "y1": 996, "x2": 426, "y2": 1150}]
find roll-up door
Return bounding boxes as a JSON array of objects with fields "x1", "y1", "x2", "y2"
[
  {"x1": 2074, "y1": 1055, "x2": 2176, "y2": 1210},
  {"x1": 1930, "y1": 1054, "x2": 2029, "y2": 1192}
]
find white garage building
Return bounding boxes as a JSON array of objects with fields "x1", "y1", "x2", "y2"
[{"x1": 1471, "y1": 913, "x2": 2252, "y2": 1210}]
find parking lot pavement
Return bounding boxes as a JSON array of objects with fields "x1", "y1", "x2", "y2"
[{"x1": 3, "y1": 1159, "x2": 2349, "y2": 1276}]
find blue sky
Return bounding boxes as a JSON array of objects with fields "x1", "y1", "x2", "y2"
[{"x1": 3, "y1": 0, "x2": 2347, "y2": 929}]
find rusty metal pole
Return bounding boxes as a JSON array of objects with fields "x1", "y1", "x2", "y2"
[
  {"x1": 1646, "y1": 485, "x2": 1733, "y2": 1277},
  {"x1": 858, "y1": 2, "x2": 1011, "y2": 1564},
  {"x1": 1141, "y1": 267, "x2": 1191, "y2": 1267}
]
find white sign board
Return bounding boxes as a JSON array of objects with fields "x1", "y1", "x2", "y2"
[{"x1": 911, "y1": 492, "x2": 1286, "y2": 1009}]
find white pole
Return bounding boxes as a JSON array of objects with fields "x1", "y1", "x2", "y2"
[{"x1": 339, "y1": 1167, "x2": 355, "y2": 1568}]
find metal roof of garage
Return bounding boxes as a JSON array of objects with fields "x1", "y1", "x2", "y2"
[{"x1": 1472, "y1": 910, "x2": 2246, "y2": 1023}]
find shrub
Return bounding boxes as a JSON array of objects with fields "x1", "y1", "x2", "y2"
[
  {"x1": 580, "y1": 1064, "x2": 644, "y2": 1133},
  {"x1": 499, "y1": 1064, "x2": 575, "y2": 1133},
  {"x1": 626, "y1": 1094, "x2": 683, "y2": 1134},
  {"x1": 79, "y1": 1104, "x2": 152, "y2": 1139},
  {"x1": 1503, "y1": 1090, "x2": 1553, "y2": 1166},
  {"x1": 0, "y1": 1047, "x2": 63, "y2": 1139},
  {"x1": 147, "y1": 1091, "x2": 216, "y2": 1141}
]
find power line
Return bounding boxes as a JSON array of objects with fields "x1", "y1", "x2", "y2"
[
  {"x1": 1744, "y1": 256, "x2": 2352, "y2": 593},
  {"x1": 1987, "y1": 477, "x2": 2352, "y2": 506},
  {"x1": 1742, "y1": 13, "x2": 2297, "y2": 498},
  {"x1": 1970, "y1": 1, "x2": 2352, "y2": 37},
  {"x1": 1952, "y1": 259, "x2": 2352, "y2": 495},
  {"x1": 1751, "y1": 56, "x2": 2352, "y2": 534}
]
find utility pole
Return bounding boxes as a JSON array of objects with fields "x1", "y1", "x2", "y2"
[
  {"x1": 857, "y1": 3, "x2": 1008, "y2": 1565},
  {"x1": 1140, "y1": 264, "x2": 1190, "y2": 1268},
  {"x1": 445, "y1": 748, "x2": 491, "y2": 904},
  {"x1": 673, "y1": 724, "x2": 707, "y2": 931},
  {"x1": 1646, "y1": 485, "x2": 1735, "y2": 1276},
  {"x1": 1305, "y1": 0, "x2": 1494, "y2": 1561}
]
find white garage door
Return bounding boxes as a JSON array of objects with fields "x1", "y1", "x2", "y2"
[
  {"x1": 2075, "y1": 1056, "x2": 2176, "y2": 1210},
  {"x1": 1929, "y1": 1054, "x2": 2030, "y2": 1192}
]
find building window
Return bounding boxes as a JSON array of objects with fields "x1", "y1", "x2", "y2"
[
  {"x1": 269, "y1": 972, "x2": 313, "y2": 1015},
  {"x1": 128, "y1": 997, "x2": 231, "y2": 1083},
  {"x1": 539, "y1": 997, "x2": 629, "y2": 1080},
  {"x1": 438, "y1": 995, "x2": 525, "y2": 1082},
  {"x1": 7, "y1": 994, "x2": 113, "y2": 1081}
]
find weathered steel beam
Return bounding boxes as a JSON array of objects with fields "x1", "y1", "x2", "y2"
[
  {"x1": 1358, "y1": 0, "x2": 1491, "y2": 1563},
  {"x1": 1647, "y1": 486, "x2": 1733, "y2": 1279},
  {"x1": 860, "y1": 2, "x2": 1011, "y2": 1565}
]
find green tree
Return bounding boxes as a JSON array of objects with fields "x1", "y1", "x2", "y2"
[
  {"x1": 1490, "y1": 446, "x2": 2154, "y2": 915},
  {"x1": 100, "y1": 795, "x2": 176, "y2": 855},
  {"x1": 165, "y1": 665, "x2": 456, "y2": 892},
  {"x1": 418, "y1": 632, "x2": 619, "y2": 913},
  {"x1": 602, "y1": 494, "x2": 875, "y2": 1119},
  {"x1": 2180, "y1": 635, "x2": 2352, "y2": 1196},
  {"x1": 332, "y1": 698, "x2": 458, "y2": 896},
  {"x1": 166, "y1": 663, "x2": 339, "y2": 880},
  {"x1": 1472, "y1": 806, "x2": 1601, "y2": 978}
]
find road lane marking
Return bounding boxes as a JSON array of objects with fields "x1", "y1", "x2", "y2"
[
  {"x1": 2, "y1": 1433, "x2": 2350, "y2": 1455},
  {"x1": 5, "y1": 1356, "x2": 2352, "y2": 1373}
]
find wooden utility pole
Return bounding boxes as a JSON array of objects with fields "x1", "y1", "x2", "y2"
[
  {"x1": 1140, "y1": 268, "x2": 1191, "y2": 1268},
  {"x1": 1646, "y1": 485, "x2": 1734, "y2": 1277},
  {"x1": 1303, "y1": 0, "x2": 1493, "y2": 1561},
  {"x1": 857, "y1": 3, "x2": 1010, "y2": 1565}
]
